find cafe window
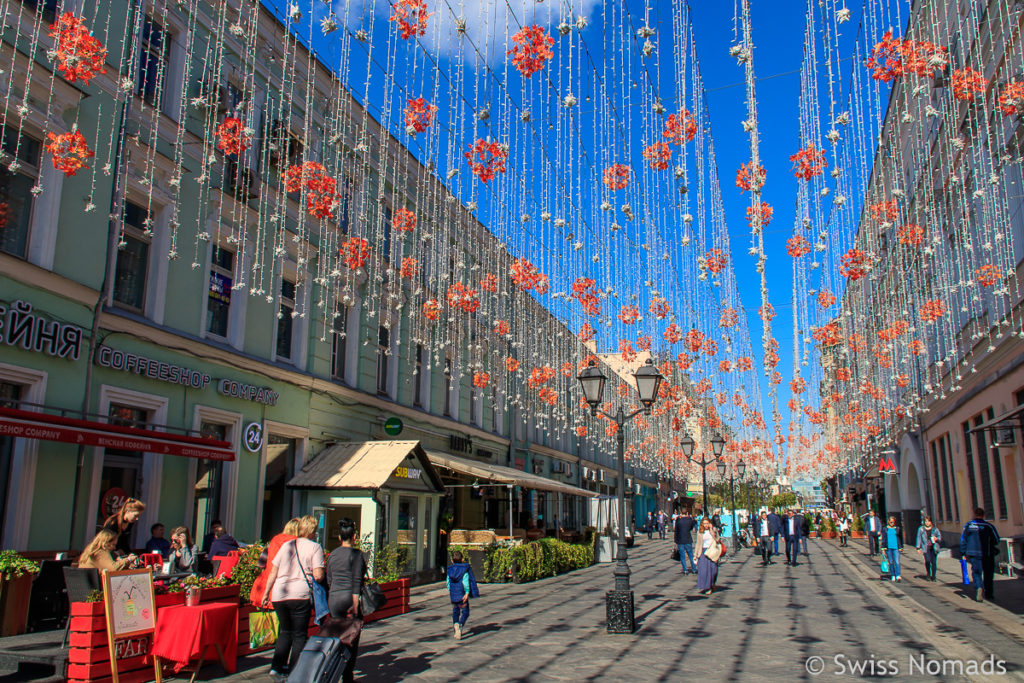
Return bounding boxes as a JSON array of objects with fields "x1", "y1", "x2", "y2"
[
  {"x1": 277, "y1": 278, "x2": 295, "y2": 360},
  {"x1": 443, "y1": 357, "x2": 453, "y2": 417},
  {"x1": 0, "y1": 383, "x2": 22, "y2": 543},
  {"x1": 138, "y1": 17, "x2": 171, "y2": 109},
  {"x1": 0, "y1": 126, "x2": 40, "y2": 259},
  {"x1": 376, "y1": 325, "x2": 390, "y2": 396},
  {"x1": 100, "y1": 404, "x2": 151, "y2": 534},
  {"x1": 413, "y1": 343, "x2": 424, "y2": 407},
  {"x1": 193, "y1": 422, "x2": 226, "y2": 542},
  {"x1": 112, "y1": 202, "x2": 151, "y2": 312},
  {"x1": 331, "y1": 303, "x2": 347, "y2": 382},
  {"x1": 206, "y1": 246, "x2": 233, "y2": 338},
  {"x1": 263, "y1": 435, "x2": 297, "y2": 537}
]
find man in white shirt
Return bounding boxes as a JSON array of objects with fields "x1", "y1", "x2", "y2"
[
  {"x1": 864, "y1": 510, "x2": 882, "y2": 557},
  {"x1": 755, "y1": 511, "x2": 774, "y2": 565}
]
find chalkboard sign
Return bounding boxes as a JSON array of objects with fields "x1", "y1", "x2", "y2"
[{"x1": 101, "y1": 568, "x2": 161, "y2": 683}]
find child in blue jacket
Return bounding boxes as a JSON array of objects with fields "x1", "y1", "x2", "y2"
[{"x1": 445, "y1": 550, "x2": 480, "y2": 640}]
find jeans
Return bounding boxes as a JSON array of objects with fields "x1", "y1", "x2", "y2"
[
  {"x1": 772, "y1": 533, "x2": 780, "y2": 555},
  {"x1": 869, "y1": 533, "x2": 881, "y2": 556},
  {"x1": 968, "y1": 556, "x2": 995, "y2": 598},
  {"x1": 452, "y1": 601, "x2": 470, "y2": 625},
  {"x1": 272, "y1": 599, "x2": 312, "y2": 674},
  {"x1": 886, "y1": 548, "x2": 901, "y2": 579},
  {"x1": 759, "y1": 536, "x2": 772, "y2": 563},
  {"x1": 801, "y1": 537, "x2": 808, "y2": 554},
  {"x1": 923, "y1": 547, "x2": 937, "y2": 580},
  {"x1": 786, "y1": 538, "x2": 800, "y2": 564},
  {"x1": 678, "y1": 543, "x2": 696, "y2": 572}
]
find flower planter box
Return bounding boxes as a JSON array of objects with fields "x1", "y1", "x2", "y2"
[
  {"x1": 0, "y1": 572, "x2": 36, "y2": 637},
  {"x1": 822, "y1": 531, "x2": 838, "y2": 540},
  {"x1": 364, "y1": 578, "x2": 410, "y2": 624},
  {"x1": 808, "y1": 532, "x2": 818, "y2": 538},
  {"x1": 851, "y1": 531, "x2": 866, "y2": 538},
  {"x1": 68, "y1": 600, "x2": 162, "y2": 683}
]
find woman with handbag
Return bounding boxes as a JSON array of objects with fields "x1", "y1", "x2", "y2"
[
  {"x1": 694, "y1": 517, "x2": 722, "y2": 595},
  {"x1": 883, "y1": 516, "x2": 903, "y2": 582},
  {"x1": 326, "y1": 518, "x2": 366, "y2": 683},
  {"x1": 260, "y1": 515, "x2": 325, "y2": 680},
  {"x1": 916, "y1": 516, "x2": 941, "y2": 582}
]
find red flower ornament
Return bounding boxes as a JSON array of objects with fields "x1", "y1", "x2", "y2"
[
  {"x1": 393, "y1": 207, "x2": 417, "y2": 233},
  {"x1": 736, "y1": 162, "x2": 766, "y2": 193},
  {"x1": 404, "y1": 98, "x2": 438, "y2": 134},
  {"x1": 216, "y1": 117, "x2": 251, "y2": 156},
  {"x1": 465, "y1": 139, "x2": 508, "y2": 183},
  {"x1": 790, "y1": 144, "x2": 828, "y2": 180},
  {"x1": 390, "y1": 0, "x2": 431, "y2": 40},
  {"x1": 50, "y1": 13, "x2": 107, "y2": 85},
  {"x1": 339, "y1": 236, "x2": 370, "y2": 269},
  {"x1": 951, "y1": 68, "x2": 986, "y2": 102},
  {"x1": 663, "y1": 110, "x2": 697, "y2": 145},
  {"x1": 45, "y1": 129, "x2": 93, "y2": 176},
  {"x1": 643, "y1": 142, "x2": 672, "y2": 170},
  {"x1": 603, "y1": 164, "x2": 630, "y2": 190},
  {"x1": 400, "y1": 257, "x2": 419, "y2": 280},
  {"x1": 839, "y1": 248, "x2": 869, "y2": 280},
  {"x1": 786, "y1": 235, "x2": 811, "y2": 258},
  {"x1": 998, "y1": 82, "x2": 1024, "y2": 116}
]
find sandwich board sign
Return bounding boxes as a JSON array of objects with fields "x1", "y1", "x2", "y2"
[{"x1": 101, "y1": 568, "x2": 162, "y2": 683}]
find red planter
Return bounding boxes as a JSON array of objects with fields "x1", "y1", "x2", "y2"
[
  {"x1": 364, "y1": 578, "x2": 410, "y2": 624},
  {"x1": 851, "y1": 531, "x2": 866, "y2": 538}
]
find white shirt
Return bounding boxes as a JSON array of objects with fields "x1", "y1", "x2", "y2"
[
  {"x1": 701, "y1": 530, "x2": 714, "y2": 549},
  {"x1": 788, "y1": 519, "x2": 795, "y2": 534},
  {"x1": 759, "y1": 519, "x2": 769, "y2": 536}
]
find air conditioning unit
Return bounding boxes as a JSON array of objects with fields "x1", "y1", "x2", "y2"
[
  {"x1": 551, "y1": 461, "x2": 563, "y2": 474},
  {"x1": 597, "y1": 470, "x2": 606, "y2": 482},
  {"x1": 994, "y1": 424, "x2": 1017, "y2": 447},
  {"x1": 582, "y1": 466, "x2": 592, "y2": 480}
]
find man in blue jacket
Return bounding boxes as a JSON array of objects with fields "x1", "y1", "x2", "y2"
[
  {"x1": 960, "y1": 508, "x2": 1000, "y2": 602},
  {"x1": 673, "y1": 510, "x2": 697, "y2": 574},
  {"x1": 783, "y1": 509, "x2": 803, "y2": 566}
]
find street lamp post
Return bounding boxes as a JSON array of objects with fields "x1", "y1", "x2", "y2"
[
  {"x1": 717, "y1": 459, "x2": 745, "y2": 551},
  {"x1": 680, "y1": 432, "x2": 725, "y2": 519},
  {"x1": 578, "y1": 358, "x2": 663, "y2": 634}
]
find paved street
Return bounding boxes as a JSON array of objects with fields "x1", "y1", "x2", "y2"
[{"x1": 221, "y1": 537, "x2": 1024, "y2": 682}]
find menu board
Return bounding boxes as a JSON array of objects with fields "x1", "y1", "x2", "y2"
[{"x1": 102, "y1": 569, "x2": 156, "y2": 639}]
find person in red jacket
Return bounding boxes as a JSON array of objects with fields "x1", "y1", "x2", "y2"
[{"x1": 249, "y1": 518, "x2": 299, "y2": 606}]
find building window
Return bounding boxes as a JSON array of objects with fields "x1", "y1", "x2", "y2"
[
  {"x1": 0, "y1": 127, "x2": 40, "y2": 259},
  {"x1": 972, "y1": 415, "x2": 994, "y2": 518},
  {"x1": 138, "y1": 18, "x2": 170, "y2": 108},
  {"x1": 338, "y1": 179, "x2": 352, "y2": 235},
  {"x1": 443, "y1": 357, "x2": 453, "y2": 417},
  {"x1": 19, "y1": 0, "x2": 59, "y2": 23},
  {"x1": 984, "y1": 408, "x2": 1007, "y2": 519},
  {"x1": 193, "y1": 421, "x2": 225, "y2": 541},
  {"x1": 930, "y1": 440, "x2": 945, "y2": 522},
  {"x1": 962, "y1": 421, "x2": 979, "y2": 513},
  {"x1": 490, "y1": 387, "x2": 497, "y2": 430},
  {"x1": 413, "y1": 343, "x2": 423, "y2": 407},
  {"x1": 470, "y1": 384, "x2": 479, "y2": 426},
  {"x1": 112, "y1": 202, "x2": 151, "y2": 311},
  {"x1": 331, "y1": 304, "x2": 347, "y2": 382},
  {"x1": 937, "y1": 435, "x2": 953, "y2": 522},
  {"x1": 0, "y1": 382, "x2": 22, "y2": 540},
  {"x1": 277, "y1": 279, "x2": 295, "y2": 360},
  {"x1": 206, "y1": 246, "x2": 233, "y2": 338},
  {"x1": 376, "y1": 325, "x2": 390, "y2": 396},
  {"x1": 382, "y1": 205, "x2": 392, "y2": 263}
]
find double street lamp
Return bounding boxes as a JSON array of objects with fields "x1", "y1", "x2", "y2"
[
  {"x1": 679, "y1": 432, "x2": 726, "y2": 519},
  {"x1": 577, "y1": 357, "x2": 663, "y2": 634},
  {"x1": 717, "y1": 459, "x2": 746, "y2": 551}
]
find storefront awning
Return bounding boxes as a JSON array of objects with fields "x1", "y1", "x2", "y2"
[
  {"x1": 426, "y1": 451, "x2": 599, "y2": 497},
  {"x1": 288, "y1": 440, "x2": 443, "y2": 491},
  {"x1": 0, "y1": 406, "x2": 235, "y2": 461}
]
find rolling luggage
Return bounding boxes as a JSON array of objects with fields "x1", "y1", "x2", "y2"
[{"x1": 287, "y1": 635, "x2": 350, "y2": 683}]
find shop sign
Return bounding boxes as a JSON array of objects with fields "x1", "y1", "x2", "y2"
[
  {"x1": 217, "y1": 379, "x2": 279, "y2": 406},
  {"x1": 102, "y1": 486, "x2": 129, "y2": 519},
  {"x1": 393, "y1": 466, "x2": 421, "y2": 480},
  {"x1": 208, "y1": 272, "x2": 232, "y2": 304},
  {"x1": 877, "y1": 456, "x2": 898, "y2": 474},
  {"x1": 0, "y1": 300, "x2": 83, "y2": 360},
  {"x1": 97, "y1": 345, "x2": 212, "y2": 389},
  {"x1": 383, "y1": 417, "x2": 403, "y2": 436},
  {"x1": 115, "y1": 636, "x2": 149, "y2": 660},
  {"x1": 243, "y1": 422, "x2": 263, "y2": 453}
]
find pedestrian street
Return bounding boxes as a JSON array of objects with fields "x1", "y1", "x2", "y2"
[{"x1": 221, "y1": 537, "x2": 1024, "y2": 682}]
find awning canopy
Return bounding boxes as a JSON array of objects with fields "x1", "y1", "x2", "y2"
[
  {"x1": 0, "y1": 406, "x2": 234, "y2": 461},
  {"x1": 426, "y1": 451, "x2": 599, "y2": 497},
  {"x1": 287, "y1": 440, "x2": 444, "y2": 492}
]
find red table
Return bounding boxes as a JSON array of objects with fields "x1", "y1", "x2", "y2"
[{"x1": 151, "y1": 602, "x2": 238, "y2": 681}]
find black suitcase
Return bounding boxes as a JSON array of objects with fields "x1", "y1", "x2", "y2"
[{"x1": 287, "y1": 635, "x2": 350, "y2": 683}]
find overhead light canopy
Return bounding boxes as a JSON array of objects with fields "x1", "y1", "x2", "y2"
[
  {"x1": 577, "y1": 360, "x2": 606, "y2": 414},
  {"x1": 633, "y1": 358, "x2": 664, "y2": 411}
]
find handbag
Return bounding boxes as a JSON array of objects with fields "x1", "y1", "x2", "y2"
[
  {"x1": 880, "y1": 556, "x2": 890, "y2": 574},
  {"x1": 671, "y1": 547, "x2": 680, "y2": 561},
  {"x1": 249, "y1": 610, "x2": 279, "y2": 649},
  {"x1": 704, "y1": 541, "x2": 722, "y2": 563},
  {"x1": 348, "y1": 549, "x2": 387, "y2": 616},
  {"x1": 294, "y1": 540, "x2": 330, "y2": 624}
]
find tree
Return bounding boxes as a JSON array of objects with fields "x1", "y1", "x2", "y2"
[{"x1": 770, "y1": 492, "x2": 797, "y2": 510}]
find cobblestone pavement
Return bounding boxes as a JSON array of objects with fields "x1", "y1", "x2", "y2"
[{"x1": 219, "y1": 537, "x2": 1023, "y2": 682}]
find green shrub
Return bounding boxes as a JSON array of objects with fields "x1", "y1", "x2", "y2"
[
  {"x1": 851, "y1": 515, "x2": 864, "y2": 532},
  {"x1": 230, "y1": 543, "x2": 265, "y2": 599},
  {"x1": 482, "y1": 538, "x2": 593, "y2": 584},
  {"x1": 0, "y1": 550, "x2": 39, "y2": 580}
]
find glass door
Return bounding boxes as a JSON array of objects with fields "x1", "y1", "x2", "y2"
[{"x1": 262, "y1": 435, "x2": 296, "y2": 538}]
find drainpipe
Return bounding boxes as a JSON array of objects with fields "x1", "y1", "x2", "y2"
[{"x1": 67, "y1": 4, "x2": 138, "y2": 550}]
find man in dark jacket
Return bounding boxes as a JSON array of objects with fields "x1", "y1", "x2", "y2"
[
  {"x1": 767, "y1": 510, "x2": 782, "y2": 555},
  {"x1": 800, "y1": 511, "x2": 811, "y2": 556},
  {"x1": 674, "y1": 511, "x2": 697, "y2": 574},
  {"x1": 864, "y1": 510, "x2": 883, "y2": 557},
  {"x1": 754, "y1": 510, "x2": 774, "y2": 565},
  {"x1": 783, "y1": 509, "x2": 803, "y2": 566},
  {"x1": 961, "y1": 508, "x2": 1000, "y2": 601},
  {"x1": 208, "y1": 524, "x2": 241, "y2": 558}
]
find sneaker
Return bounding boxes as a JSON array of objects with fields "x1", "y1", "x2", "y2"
[
  {"x1": 454, "y1": 623, "x2": 462, "y2": 640},
  {"x1": 268, "y1": 670, "x2": 287, "y2": 682},
  {"x1": 896, "y1": 576, "x2": 901, "y2": 582}
]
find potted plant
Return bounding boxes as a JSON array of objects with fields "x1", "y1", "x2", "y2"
[
  {"x1": 851, "y1": 514, "x2": 865, "y2": 538},
  {"x1": 0, "y1": 550, "x2": 40, "y2": 636},
  {"x1": 820, "y1": 517, "x2": 838, "y2": 539}
]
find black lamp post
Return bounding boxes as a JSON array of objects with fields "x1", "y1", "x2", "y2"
[
  {"x1": 578, "y1": 357, "x2": 663, "y2": 634},
  {"x1": 681, "y1": 432, "x2": 725, "y2": 519},
  {"x1": 717, "y1": 459, "x2": 745, "y2": 551}
]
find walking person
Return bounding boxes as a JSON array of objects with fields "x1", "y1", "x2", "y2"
[
  {"x1": 767, "y1": 509, "x2": 782, "y2": 556},
  {"x1": 249, "y1": 518, "x2": 299, "y2": 606},
  {"x1": 657, "y1": 510, "x2": 667, "y2": 540},
  {"x1": 325, "y1": 517, "x2": 366, "y2": 683},
  {"x1": 915, "y1": 516, "x2": 941, "y2": 582},
  {"x1": 673, "y1": 509, "x2": 697, "y2": 574},
  {"x1": 260, "y1": 515, "x2": 325, "y2": 680},
  {"x1": 837, "y1": 514, "x2": 850, "y2": 548},
  {"x1": 799, "y1": 510, "x2": 810, "y2": 556},
  {"x1": 864, "y1": 510, "x2": 882, "y2": 557},
  {"x1": 646, "y1": 511, "x2": 654, "y2": 540},
  {"x1": 446, "y1": 550, "x2": 480, "y2": 640},
  {"x1": 960, "y1": 508, "x2": 1000, "y2": 602},
  {"x1": 694, "y1": 517, "x2": 722, "y2": 595},
  {"x1": 783, "y1": 509, "x2": 802, "y2": 566},
  {"x1": 755, "y1": 510, "x2": 773, "y2": 566},
  {"x1": 883, "y1": 516, "x2": 903, "y2": 582}
]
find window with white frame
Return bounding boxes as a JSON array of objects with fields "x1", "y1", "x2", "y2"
[
  {"x1": 206, "y1": 246, "x2": 233, "y2": 338},
  {"x1": 376, "y1": 325, "x2": 390, "y2": 396},
  {"x1": 112, "y1": 201, "x2": 151, "y2": 312},
  {"x1": 138, "y1": 17, "x2": 171, "y2": 109},
  {"x1": 0, "y1": 126, "x2": 40, "y2": 259},
  {"x1": 276, "y1": 278, "x2": 295, "y2": 360}
]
